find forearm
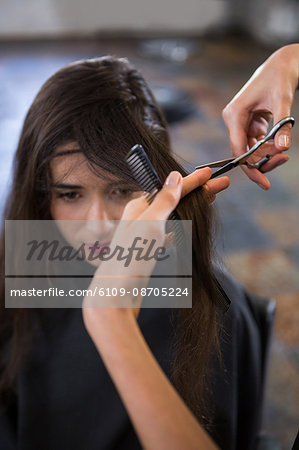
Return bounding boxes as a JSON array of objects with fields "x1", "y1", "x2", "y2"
[
  {"x1": 83, "y1": 309, "x2": 218, "y2": 450},
  {"x1": 261, "y1": 44, "x2": 299, "y2": 91},
  {"x1": 274, "y1": 44, "x2": 299, "y2": 80}
]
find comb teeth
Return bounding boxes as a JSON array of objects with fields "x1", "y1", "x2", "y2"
[
  {"x1": 125, "y1": 144, "x2": 162, "y2": 193},
  {"x1": 125, "y1": 144, "x2": 185, "y2": 250}
]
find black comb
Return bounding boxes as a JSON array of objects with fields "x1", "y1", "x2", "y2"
[{"x1": 125, "y1": 144, "x2": 184, "y2": 249}]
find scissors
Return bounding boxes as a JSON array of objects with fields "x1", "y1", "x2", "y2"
[{"x1": 195, "y1": 116, "x2": 295, "y2": 179}]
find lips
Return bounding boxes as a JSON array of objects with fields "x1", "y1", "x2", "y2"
[{"x1": 85, "y1": 242, "x2": 110, "y2": 256}]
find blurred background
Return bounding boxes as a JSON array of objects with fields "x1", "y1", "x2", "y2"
[{"x1": 1, "y1": 0, "x2": 298, "y2": 448}]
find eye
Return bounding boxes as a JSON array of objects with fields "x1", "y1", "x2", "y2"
[
  {"x1": 109, "y1": 186, "x2": 143, "y2": 203},
  {"x1": 57, "y1": 191, "x2": 80, "y2": 202},
  {"x1": 111, "y1": 187, "x2": 134, "y2": 199}
]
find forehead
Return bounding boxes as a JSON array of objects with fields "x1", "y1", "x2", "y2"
[{"x1": 50, "y1": 142, "x2": 114, "y2": 184}]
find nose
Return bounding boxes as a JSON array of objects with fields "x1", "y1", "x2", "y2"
[
  {"x1": 85, "y1": 197, "x2": 113, "y2": 221},
  {"x1": 82, "y1": 197, "x2": 117, "y2": 242}
]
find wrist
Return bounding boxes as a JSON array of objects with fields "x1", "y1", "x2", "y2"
[{"x1": 83, "y1": 307, "x2": 137, "y2": 346}]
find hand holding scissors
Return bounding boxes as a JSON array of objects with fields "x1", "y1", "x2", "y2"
[{"x1": 196, "y1": 117, "x2": 295, "y2": 182}]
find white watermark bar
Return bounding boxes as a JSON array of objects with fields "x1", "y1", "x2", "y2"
[
  {"x1": 5, "y1": 277, "x2": 192, "y2": 308},
  {"x1": 5, "y1": 220, "x2": 192, "y2": 308}
]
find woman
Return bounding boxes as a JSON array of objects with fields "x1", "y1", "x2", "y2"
[{"x1": 0, "y1": 56, "x2": 261, "y2": 449}]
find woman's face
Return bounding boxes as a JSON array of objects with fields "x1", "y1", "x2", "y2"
[
  {"x1": 50, "y1": 142, "x2": 142, "y2": 261},
  {"x1": 50, "y1": 142, "x2": 141, "y2": 221}
]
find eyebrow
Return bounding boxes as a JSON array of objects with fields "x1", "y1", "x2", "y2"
[
  {"x1": 50, "y1": 181, "x2": 136, "y2": 190},
  {"x1": 52, "y1": 149, "x2": 82, "y2": 158},
  {"x1": 50, "y1": 183, "x2": 83, "y2": 189}
]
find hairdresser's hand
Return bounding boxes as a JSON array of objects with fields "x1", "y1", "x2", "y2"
[
  {"x1": 222, "y1": 44, "x2": 299, "y2": 190},
  {"x1": 183, "y1": 169, "x2": 230, "y2": 203}
]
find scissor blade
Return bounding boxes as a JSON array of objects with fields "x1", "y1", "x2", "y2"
[
  {"x1": 210, "y1": 161, "x2": 236, "y2": 178},
  {"x1": 195, "y1": 157, "x2": 235, "y2": 170}
]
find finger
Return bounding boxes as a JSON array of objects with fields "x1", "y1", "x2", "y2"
[
  {"x1": 242, "y1": 152, "x2": 289, "y2": 187},
  {"x1": 222, "y1": 107, "x2": 249, "y2": 158},
  {"x1": 141, "y1": 171, "x2": 183, "y2": 221},
  {"x1": 120, "y1": 168, "x2": 211, "y2": 221},
  {"x1": 247, "y1": 142, "x2": 285, "y2": 161},
  {"x1": 257, "y1": 153, "x2": 289, "y2": 173},
  {"x1": 247, "y1": 112, "x2": 271, "y2": 139},
  {"x1": 223, "y1": 108, "x2": 275, "y2": 189},
  {"x1": 123, "y1": 167, "x2": 213, "y2": 221},
  {"x1": 240, "y1": 141, "x2": 276, "y2": 189},
  {"x1": 205, "y1": 176, "x2": 230, "y2": 200},
  {"x1": 241, "y1": 164, "x2": 271, "y2": 190},
  {"x1": 181, "y1": 167, "x2": 212, "y2": 198}
]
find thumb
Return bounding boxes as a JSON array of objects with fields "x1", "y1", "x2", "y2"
[
  {"x1": 273, "y1": 109, "x2": 293, "y2": 151},
  {"x1": 142, "y1": 171, "x2": 182, "y2": 221}
]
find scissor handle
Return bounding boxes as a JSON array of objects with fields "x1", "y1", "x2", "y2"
[
  {"x1": 265, "y1": 116, "x2": 295, "y2": 140},
  {"x1": 195, "y1": 116, "x2": 295, "y2": 177},
  {"x1": 235, "y1": 116, "x2": 295, "y2": 165}
]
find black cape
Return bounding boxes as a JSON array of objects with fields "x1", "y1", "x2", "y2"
[{"x1": 0, "y1": 271, "x2": 265, "y2": 450}]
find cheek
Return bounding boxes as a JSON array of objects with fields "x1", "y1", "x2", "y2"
[{"x1": 50, "y1": 200, "x2": 81, "y2": 220}]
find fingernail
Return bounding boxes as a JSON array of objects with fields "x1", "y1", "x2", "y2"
[
  {"x1": 165, "y1": 172, "x2": 181, "y2": 187},
  {"x1": 278, "y1": 134, "x2": 290, "y2": 148}
]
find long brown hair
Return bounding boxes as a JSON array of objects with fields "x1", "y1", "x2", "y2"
[{"x1": 0, "y1": 56, "x2": 219, "y2": 421}]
